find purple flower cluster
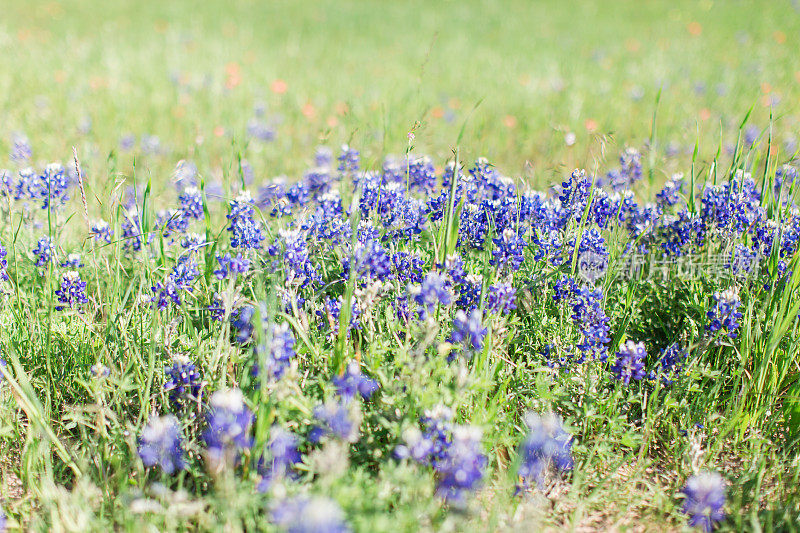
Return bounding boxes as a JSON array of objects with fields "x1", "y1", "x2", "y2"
[
  {"x1": 517, "y1": 412, "x2": 573, "y2": 489},
  {"x1": 227, "y1": 191, "x2": 264, "y2": 249},
  {"x1": 396, "y1": 406, "x2": 486, "y2": 504},
  {"x1": 448, "y1": 309, "x2": 487, "y2": 359},
  {"x1": 333, "y1": 361, "x2": 379, "y2": 401},
  {"x1": 203, "y1": 389, "x2": 254, "y2": 462},
  {"x1": 706, "y1": 288, "x2": 743, "y2": 339},
  {"x1": 310, "y1": 400, "x2": 360, "y2": 443},
  {"x1": 138, "y1": 415, "x2": 185, "y2": 474},
  {"x1": 164, "y1": 356, "x2": 204, "y2": 408},
  {"x1": 610, "y1": 340, "x2": 647, "y2": 385},
  {"x1": 271, "y1": 495, "x2": 350, "y2": 533},
  {"x1": 54, "y1": 271, "x2": 89, "y2": 310},
  {"x1": 214, "y1": 253, "x2": 250, "y2": 280},
  {"x1": 257, "y1": 427, "x2": 302, "y2": 491},
  {"x1": 681, "y1": 472, "x2": 726, "y2": 532},
  {"x1": 151, "y1": 257, "x2": 199, "y2": 309}
]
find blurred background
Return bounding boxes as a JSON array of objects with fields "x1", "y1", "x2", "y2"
[{"x1": 1, "y1": 0, "x2": 798, "y2": 186}]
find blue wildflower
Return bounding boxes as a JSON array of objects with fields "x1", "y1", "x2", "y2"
[
  {"x1": 55, "y1": 271, "x2": 89, "y2": 310},
  {"x1": 517, "y1": 412, "x2": 573, "y2": 490},
  {"x1": 203, "y1": 388, "x2": 254, "y2": 462},
  {"x1": 179, "y1": 186, "x2": 204, "y2": 219},
  {"x1": 91, "y1": 219, "x2": 113, "y2": 244},
  {"x1": 449, "y1": 309, "x2": 488, "y2": 358},
  {"x1": 214, "y1": 253, "x2": 250, "y2": 280},
  {"x1": 257, "y1": 427, "x2": 302, "y2": 491},
  {"x1": 333, "y1": 361, "x2": 379, "y2": 401},
  {"x1": 434, "y1": 425, "x2": 486, "y2": 504},
  {"x1": 490, "y1": 228, "x2": 526, "y2": 272},
  {"x1": 486, "y1": 282, "x2": 516, "y2": 314},
  {"x1": 227, "y1": 191, "x2": 264, "y2": 249},
  {"x1": 681, "y1": 472, "x2": 726, "y2": 532},
  {"x1": 138, "y1": 415, "x2": 185, "y2": 475},
  {"x1": 649, "y1": 343, "x2": 687, "y2": 385},
  {"x1": 271, "y1": 496, "x2": 350, "y2": 533},
  {"x1": 32, "y1": 236, "x2": 54, "y2": 269},
  {"x1": 337, "y1": 144, "x2": 360, "y2": 174},
  {"x1": 310, "y1": 400, "x2": 360, "y2": 443},
  {"x1": 164, "y1": 355, "x2": 204, "y2": 408},
  {"x1": 410, "y1": 271, "x2": 451, "y2": 318},
  {"x1": 611, "y1": 340, "x2": 647, "y2": 385},
  {"x1": 706, "y1": 288, "x2": 743, "y2": 339},
  {"x1": 0, "y1": 242, "x2": 8, "y2": 282}
]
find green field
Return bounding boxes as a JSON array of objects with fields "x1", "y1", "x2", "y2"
[
  {"x1": 1, "y1": 1, "x2": 800, "y2": 531},
  {"x1": 3, "y1": 1, "x2": 799, "y2": 175}
]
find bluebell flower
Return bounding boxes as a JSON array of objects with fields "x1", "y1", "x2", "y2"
[
  {"x1": 486, "y1": 282, "x2": 517, "y2": 314},
  {"x1": 649, "y1": 343, "x2": 687, "y2": 385},
  {"x1": 681, "y1": 472, "x2": 726, "y2": 532},
  {"x1": 434, "y1": 425, "x2": 486, "y2": 504},
  {"x1": 164, "y1": 355, "x2": 204, "y2": 408},
  {"x1": 60, "y1": 253, "x2": 83, "y2": 269},
  {"x1": 227, "y1": 191, "x2": 264, "y2": 249},
  {"x1": 10, "y1": 132, "x2": 32, "y2": 164},
  {"x1": 0, "y1": 242, "x2": 8, "y2": 282},
  {"x1": 517, "y1": 412, "x2": 573, "y2": 490},
  {"x1": 269, "y1": 229, "x2": 319, "y2": 289},
  {"x1": 310, "y1": 400, "x2": 360, "y2": 443},
  {"x1": 409, "y1": 271, "x2": 451, "y2": 318},
  {"x1": 271, "y1": 495, "x2": 350, "y2": 533},
  {"x1": 611, "y1": 340, "x2": 647, "y2": 385},
  {"x1": 333, "y1": 361, "x2": 379, "y2": 401},
  {"x1": 391, "y1": 251, "x2": 426, "y2": 285},
  {"x1": 90, "y1": 219, "x2": 113, "y2": 244},
  {"x1": 151, "y1": 257, "x2": 199, "y2": 309},
  {"x1": 315, "y1": 146, "x2": 333, "y2": 168},
  {"x1": 253, "y1": 322, "x2": 297, "y2": 381},
  {"x1": 337, "y1": 144, "x2": 360, "y2": 174},
  {"x1": 55, "y1": 271, "x2": 89, "y2": 310},
  {"x1": 454, "y1": 274, "x2": 482, "y2": 311},
  {"x1": 396, "y1": 405, "x2": 453, "y2": 466},
  {"x1": 606, "y1": 147, "x2": 642, "y2": 191},
  {"x1": 32, "y1": 236, "x2": 54, "y2": 269},
  {"x1": 155, "y1": 208, "x2": 189, "y2": 238},
  {"x1": 138, "y1": 415, "x2": 185, "y2": 474},
  {"x1": 214, "y1": 253, "x2": 250, "y2": 280},
  {"x1": 0, "y1": 502, "x2": 6, "y2": 532},
  {"x1": 706, "y1": 288, "x2": 743, "y2": 339},
  {"x1": 181, "y1": 232, "x2": 208, "y2": 251},
  {"x1": 203, "y1": 388, "x2": 254, "y2": 462},
  {"x1": 344, "y1": 239, "x2": 393, "y2": 283},
  {"x1": 552, "y1": 275, "x2": 577, "y2": 302},
  {"x1": 490, "y1": 228, "x2": 526, "y2": 272},
  {"x1": 179, "y1": 186, "x2": 204, "y2": 219},
  {"x1": 37, "y1": 163, "x2": 70, "y2": 210},
  {"x1": 449, "y1": 309, "x2": 488, "y2": 359},
  {"x1": 13, "y1": 167, "x2": 35, "y2": 201},
  {"x1": 570, "y1": 285, "x2": 611, "y2": 363},
  {"x1": 316, "y1": 296, "x2": 360, "y2": 339},
  {"x1": 656, "y1": 173, "x2": 684, "y2": 208},
  {"x1": 257, "y1": 427, "x2": 302, "y2": 491}
]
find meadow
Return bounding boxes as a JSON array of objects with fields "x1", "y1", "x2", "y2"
[{"x1": 1, "y1": 0, "x2": 800, "y2": 531}]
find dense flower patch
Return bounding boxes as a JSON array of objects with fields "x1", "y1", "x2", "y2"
[{"x1": 0, "y1": 140, "x2": 799, "y2": 531}]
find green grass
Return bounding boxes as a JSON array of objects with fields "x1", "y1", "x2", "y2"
[
  {"x1": 2, "y1": 0, "x2": 799, "y2": 176},
  {"x1": 0, "y1": 1, "x2": 800, "y2": 531}
]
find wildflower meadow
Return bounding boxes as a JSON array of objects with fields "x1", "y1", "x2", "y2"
[{"x1": 1, "y1": 1, "x2": 800, "y2": 531}]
